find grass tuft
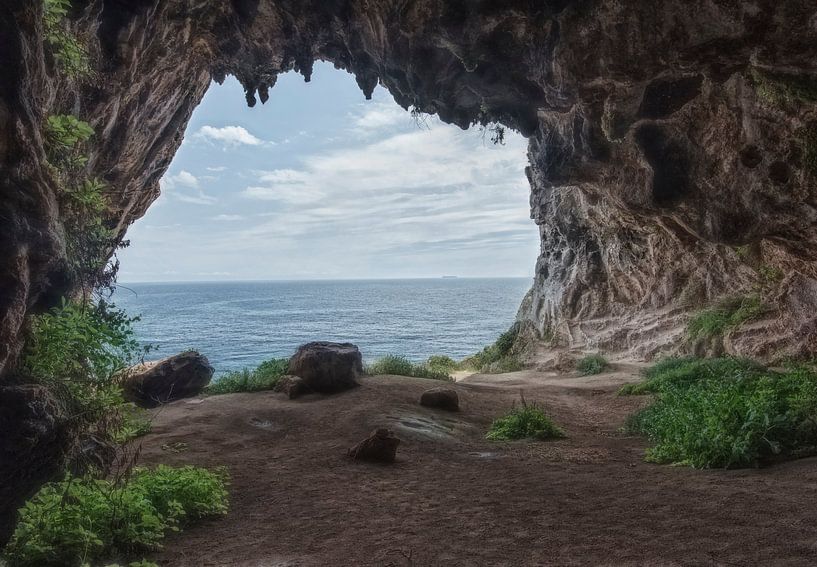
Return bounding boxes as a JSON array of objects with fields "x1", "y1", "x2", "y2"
[
  {"x1": 366, "y1": 355, "x2": 453, "y2": 381},
  {"x1": 205, "y1": 358, "x2": 289, "y2": 395},
  {"x1": 623, "y1": 357, "x2": 817, "y2": 468},
  {"x1": 486, "y1": 399, "x2": 565, "y2": 441},
  {"x1": 577, "y1": 354, "x2": 609, "y2": 375}
]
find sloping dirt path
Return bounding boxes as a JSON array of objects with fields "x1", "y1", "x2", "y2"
[{"x1": 140, "y1": 367, "x2": 817, "y2": 566}]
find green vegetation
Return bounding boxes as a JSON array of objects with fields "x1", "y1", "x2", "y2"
[
  {"x1": 622, "y1": 357, "x2": 817, "y2": 468},
  {"x1": 43, "y1": 0, "x2": 91, "y2": 78},
  {"x1": 112, "y1": 404, "x2": 153, "y2": 444},
  {"x1": 426, "y1": 355, "x2": 458, "y2": 375},
  {"x1": 22, "y1": 298, "x2": 146, "y2": 421},
  {"x1": 687, "y1": 295, "x2": 765, "y2": 340},
  {"x1": 751, "y1": 67, "x2": 817, "y2": 107},
  {"x1": 462, "y1": 327, "x2": 523, "y2": 373},
  {"x1": 3, "y1": 466, "x2": 228, "y2": 567},
  {"x1": 577, "y1": 353, "x2": 609, "y2": 375},
  {"x1": 366, "y1": 355, "x2": 453, "y2": 381},
  {"x1": 486, "y1": 400, "x2": 565, "y2": 441},
  {"x1": 205, "y1": 358, "x2": 289, "y2": 394}
]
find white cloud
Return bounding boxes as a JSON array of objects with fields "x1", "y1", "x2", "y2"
[
  {"x1": 162, "y1": 170, "x2": 199, "y2": 190},
  {"x1": 160, "y1": 170, "x2": 217, "y2": 205},
  {"x1": 207, "y1": 166, "x2": 227, "y2": 172},
  {"x1": 352, "y1": 101, "x2": 408, "y2": 133},
  {"x1": 211, "y1": 214, "x2": 244, "y2": 221},
  {"x1": 196, "y1": 125, "x2": 264, "y2": 146}
]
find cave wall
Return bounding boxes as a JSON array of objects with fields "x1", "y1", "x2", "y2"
[{"x1": 1, "y1": 0, "x2": 817, "y2": 541}]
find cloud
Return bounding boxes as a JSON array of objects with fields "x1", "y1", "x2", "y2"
[
  {"x1": 196, "y1": 125, "x2": 264, "y2": 146},
  {"x1": 235, "y1": 125, "x2": 535, "y2": 264},
  {"x1": 207, "y1": 166, "x2": 227, "y2": 172},
  {"x1": 211, "y1": 214, "x2": 244, "y2": 221},
  {"x1": 160, "y1": 170, "x2": 217, "y2": 205},
  {"x1": 352, "y1": 101, "x2": 408, "y2": 133},
  {"x1": 162, "y1": 170, "x2": 199, "y2": 190}
]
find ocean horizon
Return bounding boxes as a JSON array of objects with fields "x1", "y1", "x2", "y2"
[{"x1": 114, "y1": 277, "x2": 532, "y2": 375}]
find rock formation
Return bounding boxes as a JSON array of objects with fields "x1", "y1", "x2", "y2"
[
  {"x1": 347, "y1": 428, "x2": 401, "y2": 463},
  {"x1": 120, "y1": 351, "x2": 214, "y2": 408},
  {"x1": 2, "y1": 0, "x2": 817, "y2": 543},
  {"x1": 288, "y1": 342, "x2": 363, "y2": 393},
  {"x1": 420, "y1": 387, "x2": 460, "y2": 411}
]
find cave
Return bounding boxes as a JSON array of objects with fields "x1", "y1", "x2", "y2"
[{"x1": 2, "y1": 0, "x2": 817, "y2": 559}]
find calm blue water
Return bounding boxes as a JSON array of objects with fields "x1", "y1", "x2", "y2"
[{"x1": 114, "y1": 279, "x2": 531, "y2": 374}]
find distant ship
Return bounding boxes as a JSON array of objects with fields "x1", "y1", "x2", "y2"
[{"x1": 441, "y1": 275, "x2": 458, "y2": 279}]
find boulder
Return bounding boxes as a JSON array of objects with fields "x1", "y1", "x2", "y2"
[
  {"x1": 121, "y1": 351, "x2": 213, "y2": 408},
  {"x1": 347, "y1": 428, "x2": 401, "y2": 463},
  {"x1": 288, "y1": 342, "x2": 362, "y2": 394},
  {"x1": 274, "y1": 375, "x2": 310, "y2": 399},
  {"x1": 420, "y1": 387, "x2": 459, "y2": 411}
]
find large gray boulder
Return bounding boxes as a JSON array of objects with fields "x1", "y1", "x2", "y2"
[
  {"x1": 288, "y1": 342, "x2": 362, "y2": 394},
  {"x1": 121, "y1": 351, "x2": 213, "y2": 408}
]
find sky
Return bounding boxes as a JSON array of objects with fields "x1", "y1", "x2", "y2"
[{"x1": 117, "y1": 62, "x2": 539, "y2": 282}]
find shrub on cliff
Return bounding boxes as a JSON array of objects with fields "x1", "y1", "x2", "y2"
[
  {"x1": 2, "y1": 466, "x2": 228, "y2": 567},
  {"x1": 624, "y1": 357, "x2": 817, "y2": 468},
  {"x1": 461, "y1": 327, "x2": 523, "y2": 373},
  {"x1": 205, "y1": 358, "x2": 289, "y2": 395},
  {"x1": 687, "y1": 295, "x2": 766, "y2": 339},
  {"x1": 366, "y1": 355, "x2": 453, "y2": 381}
]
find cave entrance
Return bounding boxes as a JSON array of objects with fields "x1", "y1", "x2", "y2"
[{"x1": 114, "y1": 63, "x2": 539, "y2": 373}]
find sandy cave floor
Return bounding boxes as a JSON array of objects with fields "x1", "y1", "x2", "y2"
[{"x1": 137, "y1": 367, "x2": 817, "y2": 566}]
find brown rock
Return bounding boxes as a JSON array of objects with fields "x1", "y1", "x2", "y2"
[
  {"x1": 347, "y1": 428, "x2": 401, "y2": 463},
  {"x1": 121, "y1": 351, "x2": 213, "y2": 408},
  {"x1": 288, "y1": 342, "x2": 362, "y2": 394},
  {"x1": 274, "y1": 375, "x2": 310, "y2": 399},
  {"x1": 420, "y1": 387, "x2": 459, "y2": 411}
]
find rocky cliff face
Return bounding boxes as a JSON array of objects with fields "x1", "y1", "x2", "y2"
[{"x1": 1, "y1": 0, "x2": 817, "y2": 541}]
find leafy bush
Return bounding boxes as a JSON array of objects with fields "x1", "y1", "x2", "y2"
[
  {"x1": 462, "y1": 327, "x2": 522, "y2": 373},
  {"x1": 130, "y1": 465, "x2": 229, "y2": 523},
  {"x1": 22, "y1": 299, "x2": 147, "y2": 421},
  {"x1": 45, "y1": 114, "x2": 94, "y2": 165},
  {"x1": 3, "y1": 466, "x2": 228, "y2": 567},
  {"x1": 625, "y1": 358, "x2": 817, "y2": 468},
  {"x1": 577, "y1": 354, "x2": 609, "y2": 375},
  {"x1": 205, "y1": 358, "x2": 289, "y2": 395},
  {"x1": 366, "y1": 355, "x2": 453, "y2": 381},
  {"x1": 486, "y1": 400, "x2": 565, "y2": 441},
  {"x1": 112, "y1": 404, "x2": 152, "y2": 444},
  {"x1": 43, "y1": 0, "x2": 91, "y2": 78},
  {"x1": 687, "y1": 295, "x2": 765, "y2": 339}
]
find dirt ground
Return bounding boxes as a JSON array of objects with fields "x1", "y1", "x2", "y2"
[{"x1": 138, "y1": 366, "x2": 817, "y2": 566}]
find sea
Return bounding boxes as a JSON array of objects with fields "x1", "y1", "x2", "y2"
[{"x1": 114, "y1": 278, "x2": 531, "y2": 375}]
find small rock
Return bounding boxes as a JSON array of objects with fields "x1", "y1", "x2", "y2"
[
  {"x1": 274, "y1": 375, "x2": 311, "y2": 399},
  {"x1": 121, "y1": 351, "x2": 213, "y2": 408},
  {"x1": 347, "y1": 428, "x2": 401, "y2": 463},
  {"x1": 288, "y1": 341, "x2": 363, "y2": 394},
  {"x1": 419, "y1": 387, "x2": 459, "y2": 411}
]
